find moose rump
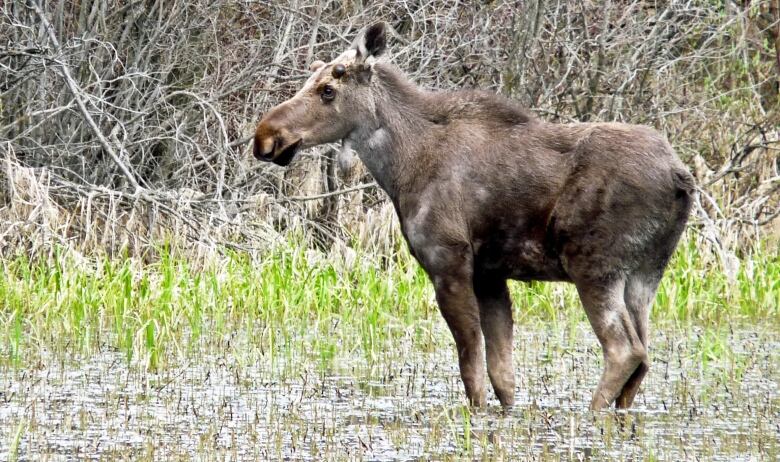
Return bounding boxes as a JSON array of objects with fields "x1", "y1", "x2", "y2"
[{"x1": 253, "y1": 22, "x2": 694, "y2": 410}]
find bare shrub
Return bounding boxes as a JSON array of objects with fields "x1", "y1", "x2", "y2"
[{"x1": 1, "y1": 0, "x2": 778, "y2": 258}]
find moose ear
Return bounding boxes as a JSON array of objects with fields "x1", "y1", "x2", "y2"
[{"x1": 353, "y1": 22, "x2": 387, "y2": 62}]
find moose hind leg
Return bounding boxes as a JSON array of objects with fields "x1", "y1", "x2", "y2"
[
  {"x1": 475, "y1": 277, "x2": 515, "y2": 407},
  {"x1": 433, "y1": 274, "x2": 487, "y2": 407},
  {"x1": 576, "y1": 277, "x2": 647, "y2": 410},
  {"x1": 615, "y1": 272, "x2": 660, "y2": 408}
]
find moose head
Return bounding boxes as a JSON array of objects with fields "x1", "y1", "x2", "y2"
[{"x1": 253, "y1": 23, "x2": 388, "y2": 166}]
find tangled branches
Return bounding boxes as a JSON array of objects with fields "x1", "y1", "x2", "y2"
[{"x1": 1, "y1": 0, "x2": 778, "y2": 258}]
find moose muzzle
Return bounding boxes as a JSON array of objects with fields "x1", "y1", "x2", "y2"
[{"x1": 253, "y1": 107, "x2": 303, "y2": 166}]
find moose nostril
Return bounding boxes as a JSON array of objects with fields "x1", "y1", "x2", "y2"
[
  {"x1": 270, "y1": 137, "x2": 282, "y2": 156},
  {"x1": 261, "y1": 137, "x2": 277, "y2": 158},
  {"x1": 254, "y1": 117, "x2": 275, "y2": 157},
  {"x1": 253, "y1": 135, "x2": 275, "y2": 160}
]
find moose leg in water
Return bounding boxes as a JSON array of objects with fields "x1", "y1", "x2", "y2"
[
  {"x1": 474, "y1": 277, "x2": 515, "y2": 407},
  {"x1": 576, "y1": 277, "x2": 648, "y2": 410},
  {"x1": 401, "y1": 191, "x2": 487, "y2": 406},
  {"x1": 428, "y1": 253, "x2": 486, "y2": 407},
  {"x1": 615, "y1": 270, "x2": 660, "y2": 408}
]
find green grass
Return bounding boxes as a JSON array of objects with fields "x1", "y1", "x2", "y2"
[{"x1": 0, "y1": 233, "x2": 777, "y2": 369}]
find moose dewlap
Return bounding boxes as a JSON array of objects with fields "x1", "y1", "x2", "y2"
[{"x1": 253, "y1": 22, "x2": 694, "y2": 410}]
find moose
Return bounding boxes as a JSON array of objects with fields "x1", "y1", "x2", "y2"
[{"x1": 253, "y1": 23, "x2": 694, "y2": 410}]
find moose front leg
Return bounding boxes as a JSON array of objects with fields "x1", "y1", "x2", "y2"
[
  {"x1": 474, "y1": 277, "x2": 515, "y2": 407},
  {"x1": 431, "y1": 273, "x2": 486, "y2": 407},
  {"x1": 403, "y1": 202, "x2": 485, "y2": 406}
]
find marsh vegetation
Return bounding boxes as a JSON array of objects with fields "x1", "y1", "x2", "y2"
[{"x1": 1, "y1": 238, "x2": 778, "y2": 460}]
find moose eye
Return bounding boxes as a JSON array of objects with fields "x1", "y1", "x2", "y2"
[{"x1": 321, "y1": 85, "x2": 335, "y2": 102}]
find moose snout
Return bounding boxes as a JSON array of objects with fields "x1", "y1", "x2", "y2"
[
  {"x1": 253, "y1": 120, "x2": 278, "y2": 161},
  {"x1": 253, "y1": 114, "x2": 304, "y2": 166}
]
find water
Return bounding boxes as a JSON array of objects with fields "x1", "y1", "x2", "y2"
[{"x1": 1, "y1": 327, "x2": 778, "y2": 460}]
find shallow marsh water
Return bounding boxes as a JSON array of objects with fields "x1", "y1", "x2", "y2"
[{"x1": 1, "y1": 326, "x2": 777, "y2": 461}]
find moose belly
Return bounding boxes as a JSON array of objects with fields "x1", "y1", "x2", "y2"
[{"x1": 474, "y1": 236, "x2": 569, "y2": 282}]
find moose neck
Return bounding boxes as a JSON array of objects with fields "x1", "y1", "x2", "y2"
[{"x1": 345, "y1": 64, "x2": 438, "y2": 202}]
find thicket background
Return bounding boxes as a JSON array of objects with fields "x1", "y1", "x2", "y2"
[{"x1": 1, "y1": 0, "x2": 778, "y2": 264}]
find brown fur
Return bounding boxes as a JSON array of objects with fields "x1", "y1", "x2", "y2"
[{"x1": 253, "y1": 23, "x2": 695, "y2": 410}]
